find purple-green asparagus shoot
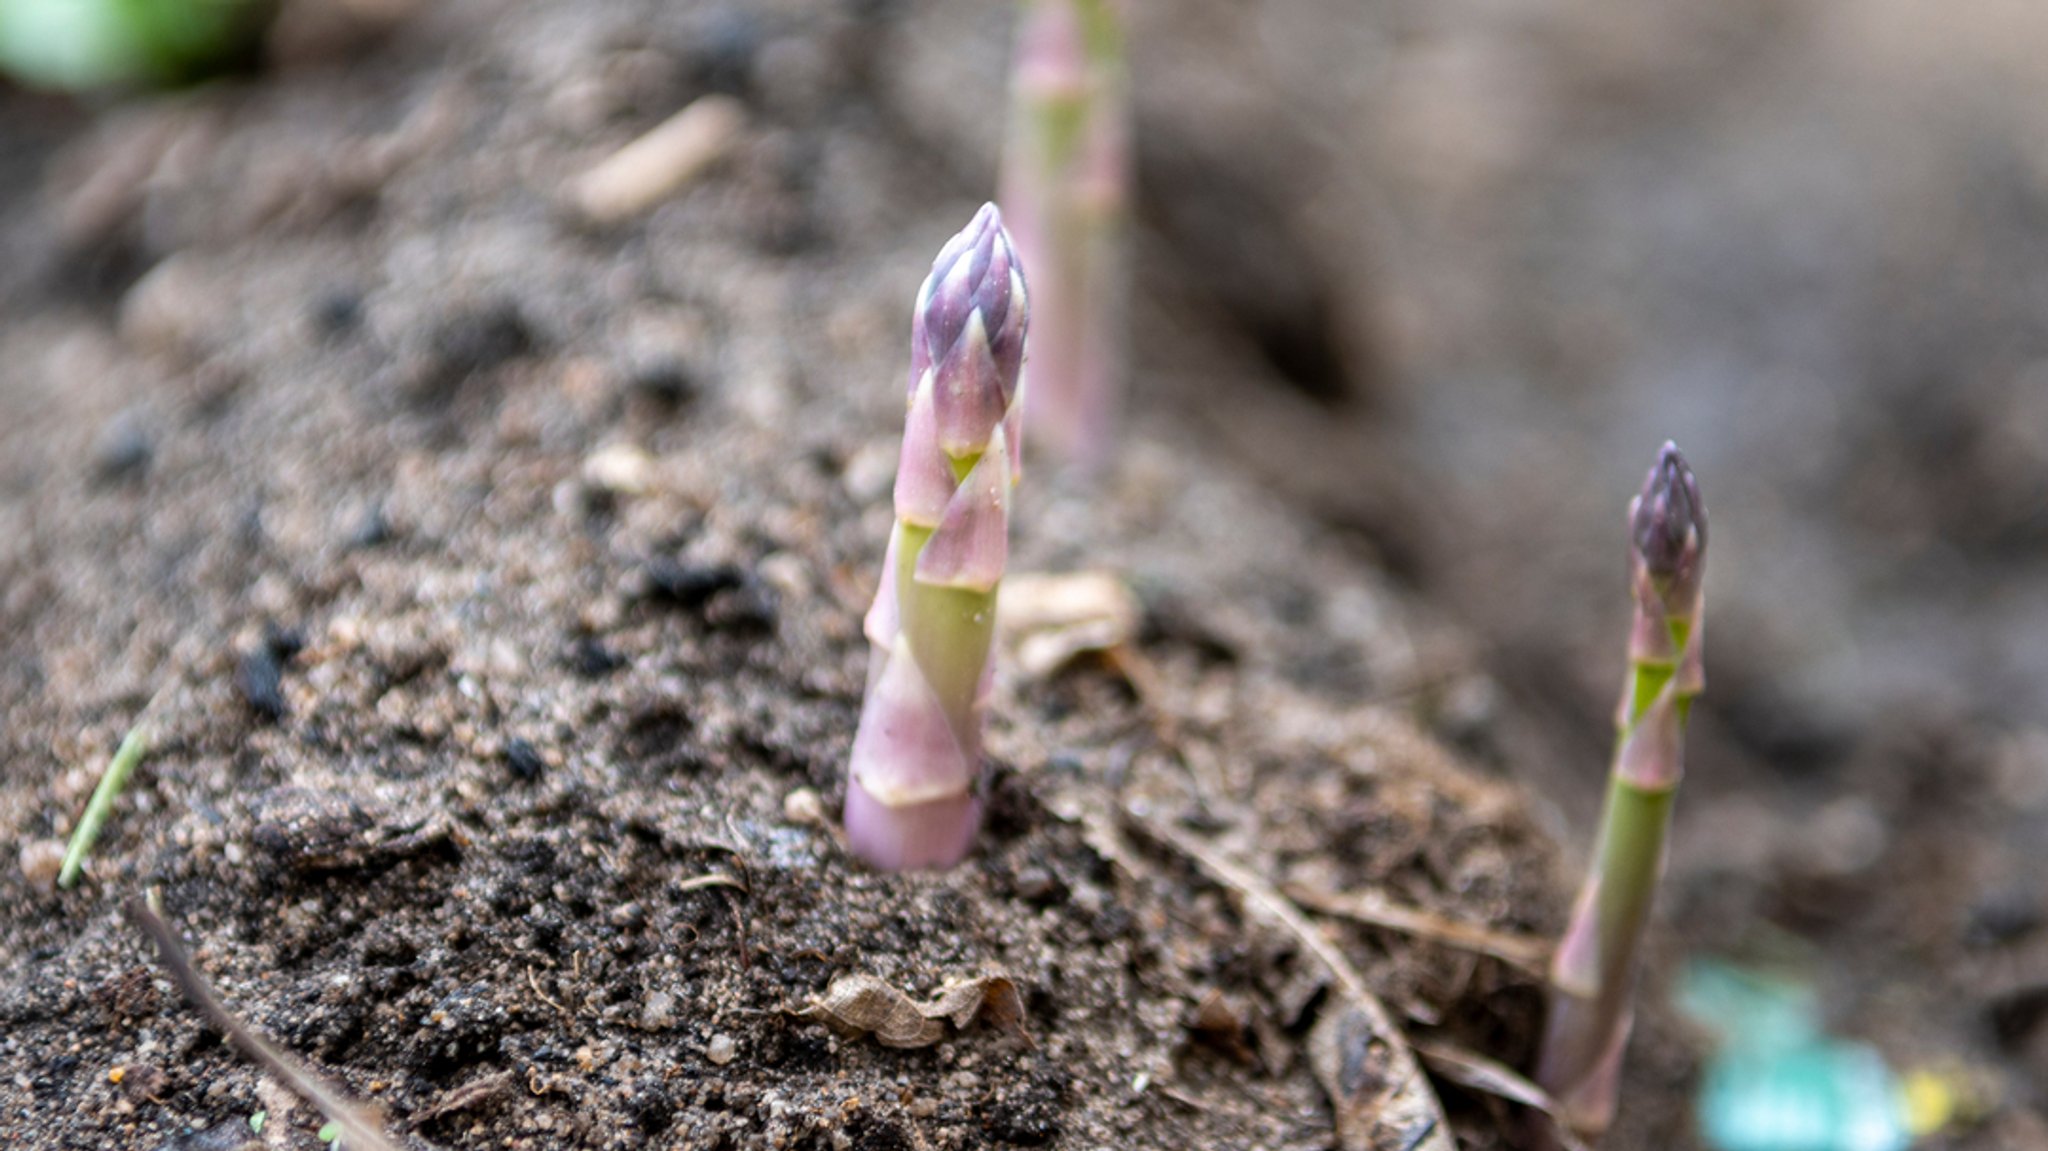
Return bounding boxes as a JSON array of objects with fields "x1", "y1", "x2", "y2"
[
  {"x1": 844, "y1": 204, "x2": 1029, "y2": 871},
  {"x1": 1536, "y1": 442, "x2": 1707, "y2": 1136},
  {"x1": 999, "y1": 0, "x2": 1128, "y2": 471}
]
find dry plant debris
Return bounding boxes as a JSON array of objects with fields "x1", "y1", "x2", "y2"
[
  {"x1": 1286, "y1": 882, "x2": 1552, "y2": 976},
  {"x1": 570, "y1": 94, "x2": 745, "y2": 225},
  {"x1": 127, "y1": 895, "x2": 404, "y2": 1151},
  {"x1": 794, "y1": 972, "x2": 1031, "y2": 1050},
  {"x1": 1412, "y1": 1040, "x2": 1591, "y2": 1151},
  {"x1": 1133, "y1": 813, "x2": 1453, "y2": 1151},
  {"x1": 998, "y1": 570, "x2": 1141, "y2": 679}
]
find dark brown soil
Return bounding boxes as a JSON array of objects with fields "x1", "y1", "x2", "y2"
[
  {"x1": 0, "y1": 3, "x2": 1587, "y2": 1149},
  {"x1": 12, "y1": 1, "x2": 2044, "y2": 1148}
]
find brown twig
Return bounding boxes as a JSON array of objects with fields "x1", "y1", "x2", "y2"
[
  {"x1": 1286, "y1": 882, "x2": 1552, "y2": 977},
  {"x1": 127, "y1": 894, "x2": 405, "y2": 1151}
]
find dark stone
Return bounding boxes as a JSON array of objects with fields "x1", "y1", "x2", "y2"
[
  {"x1": 431, "y1": 303, "x2": 534, "y2": 377},
  {"x1": 642, "y1": 559, "x2": 745, "y2": 608},
  {"x1": 566, "y1": 635, "x2": 625, "y2": 678},
  {"x1": 504, "y1": 738, "x2": 546, "y2": 783},
  {"x1": 627, "y1": 358, "x2": 698, "y2": 407},
  {"x1": 309, "y1": 287, "x2": 363, "y2": 338},
  {"x1": 263, "y1": 622, "x2": 306, "y2": 662},
  {"x1": 236, "y1": 623, "x2": 303, "y2": 722},
  {"x1": 408, "y1": 301, "x2": 537, "y2": 407},
  {"x1": 235, "y1": 648, "x2": 287, "y2": 722}
]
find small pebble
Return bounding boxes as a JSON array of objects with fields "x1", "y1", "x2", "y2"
[
  {"x1": 626, "y1": 358, "x2": 697, "y2": 407},
  {"x1": 409, "y1": 301, "x2": 536, "y2": 405},
  {"x1": 756, "y1": 551, "x2": 809, "y2": 596},
  {"x1": 706, "y1": 1034, "x2": 737, "y2": 1065},
  {"x1": 1013, "y1": 866, "x2": 1061, "y2": 904},
  {"x1": 553, "y1": 478, "x2": 604, "y2": 522},
  {"x1": 583, "y1": 443, "x2": 657, "y2": 496},
  {"x1": 431, "y1": 302, "x2": 534, "y2": 378},
  {"x1": 783, "y1": 788, "x2": 824, "y2": 826},
  {"x1": 92, "y1": 410, "x2": 152, "y2": 483},
  {"x1": 641, "y1": 991, "x2": 676, "y2": 1031},
  {"x1": 236, "y1": 649, "x2": 288, "y2": 722},
  {"x1": 688, "y1": 7, "x2": 762, "y2": 95},
  {"x1": 504, "y1": 739, "x2": 546, "y2": 783},
  {"x1": 641, "y1": 559, "x2": 744, "y2": 609},
  {"x1": 19, "y1": 839, "x2": 65, "y2": 891}
]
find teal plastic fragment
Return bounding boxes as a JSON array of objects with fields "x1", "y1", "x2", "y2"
[{"x1": 1680, "y1": 959, "x2": 1910, "y2": 1151}]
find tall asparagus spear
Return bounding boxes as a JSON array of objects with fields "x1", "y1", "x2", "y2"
[
  {"x1": 1536, "y1": 442, "x2": 1708, "y2": 1135},
  {"x1": 1000, "y1": 0, "x2": 1128, "y2": 470},
  {"x1": 844, "y1": 205, "x2": 1029, "y2": 871}
]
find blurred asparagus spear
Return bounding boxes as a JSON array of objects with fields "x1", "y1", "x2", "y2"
[
  {"x1": 1536, "y1": 441, "x2": 1708, "y2": 1136},
  {"x1": 999, "y1": 0, "x2": 1128, "y2": 471}
]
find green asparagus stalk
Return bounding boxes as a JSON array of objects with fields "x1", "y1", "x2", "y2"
[
  {"x1": 1536, "y1": 442, "x2": 1707, "y2": 1136},
  {"x1": 999, "y1": 0, "x2": 1128, "y2": 470}
]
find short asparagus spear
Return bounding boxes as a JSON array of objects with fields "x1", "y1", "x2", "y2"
[
  {"x1": 1536, "y1": 442, "x2": 1708, "y2": 1135},
  {"x1": 999, "y1": 0, "x2": 1128, "y2": 470},
  {"x1": 844, "y1": 205, "x2": 1029, "y2": 871}
]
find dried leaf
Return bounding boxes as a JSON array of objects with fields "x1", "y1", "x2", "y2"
[
  {"x1": 1311, "y1": 1005, "x2": 1451, "y2": 1151},
  {"x1": 999, "y1": 571, "x2": 1140, "y2": 678},
  {"x1": 800, "y1": 974, "x2": 944, "y2": 1048},
  {"x1": 1413, "y1": 1041, "x2": 1591, "y2": 1151},
  {"x1": 797, "y1": 972, "x2": 1030, "y2": 1049},
  {"x1": 929, "y1": 972, "x2": 1028, "y2": 1039}
]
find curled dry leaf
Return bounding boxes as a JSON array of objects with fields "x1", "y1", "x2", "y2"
[
  {"x1": 1311, "y1": 1006, "x2": 1451, "y2": 1151},
  {"x1": 999, "y1": 571, "x2": 1140, "y2": 679},
  {"x1": 796, "y1": 972, "x2": 1030, "y2": 1049}
]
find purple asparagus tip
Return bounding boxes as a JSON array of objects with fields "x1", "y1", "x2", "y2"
[
  {"x1": 912, "y1": 204, "x2": 1029, "y2": 456},
  {"x1": 1630, "y1": 441, "x2": 1706, "y2": 596}
]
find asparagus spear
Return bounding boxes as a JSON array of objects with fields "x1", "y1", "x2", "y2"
[
  {"x1": 844, "y1": 205, "x2": 1029, "y2": 871},
  {"x1": 999, "y1": 0, "x2": 1128, "y2": 470},
  {"x1": 1536, "y1": 442, "x2": 1708, "y2": 1135}
]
